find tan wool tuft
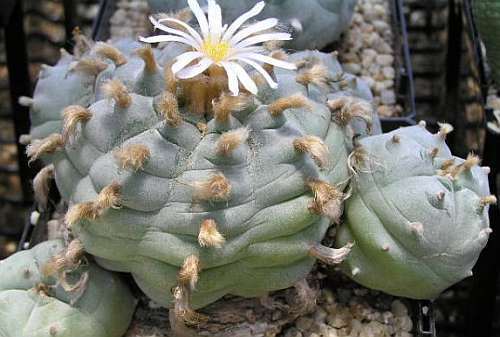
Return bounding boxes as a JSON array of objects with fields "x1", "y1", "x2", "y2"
[
  {"x1": 114, "y1": 144, "x2": 151, "y2": 171},
  {"x1": 26, "y1": 134, "x2": 64, "y2": 163},
  {"x1": 178, "y1": 255, "x2": 200, "y2": 290},
  {"x1": 296, "y1": 63, "x2": 329, "y2": 87},
  {"x1": 33, "y1": 164, "x2": 55, "y2": 210},
  {"x1": 213, "y1": 92, "x2": 252, "y2": 122},
  {"x1": 136, "y1": 46, "x2": 157, "y2": 73},
  {"x1": 72, "y1": 58, "x2": 108, "y2": 76},
  {"x1": 62, "y1": 105, "x2": 92, "y2": 142},
  {"x1": 268, "y1": 93, "x2": 311, "y2": 116},
  {"x1": 437, "y1": 122, "x2": 454, "y2": 139},
  {"x1": 95, "y1": 182, "x2": 122, "y2": 210},
  {"x1": 65, "y1": 202, "x2": 97, "y2": 227},
  {"x1": 94, "y1": 42, "x2": 127, "y2": 66},
  {"x1": 198, "y1": 219, "x2": 225, "y2": 248},
  {"x1": 293, "y1": 135, "x2": 329, "y2": 168},
  {"x1": 480, "y1": 195, "x2": 497, "y2": 207},
  {"x1": 216, "y1": 127, "x2": 250, "y2": 156},
  {"x1": 328, "y1": 96, "x2": 373, "y2": 130},
  {"x1": 307, "y1": 179, "x2": 344, "y2": 223},
  {"x1": 157, "y1": 91, "x2": 182, "y2": 127},
  {"x1": 192, "y1": 173, "x2": 232, "y2": 202},
  {"x1": 102, "y1": 79, "x2": 132, "y2": 108}
]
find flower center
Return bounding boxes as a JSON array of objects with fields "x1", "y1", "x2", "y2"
[{"x1": 202, "y1": 38, "x2": 231, "y2": 63}]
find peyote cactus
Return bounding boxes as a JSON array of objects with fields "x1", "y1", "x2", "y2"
[
  {"x1": 0, "y1": 240, "x2": 136, "y2": 337},
  {"x1": 146, "y1": 0, "x2": 357, "y2": 50},
  {"x1": 22, "y1": 0, "x2": 379, "y2": 324},
  {"x1": 473, "y1": 0, "x2": 500, "y2": 85},
  {"x1": 335, "y1": 123, "x2": 495, "y2": 299}
]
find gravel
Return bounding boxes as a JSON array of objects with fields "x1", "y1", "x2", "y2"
[{"x1": 339, "y1": 0, "x2": 404, "y2": 118}]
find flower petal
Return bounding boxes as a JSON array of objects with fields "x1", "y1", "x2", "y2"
[
  {"x1": 235, "y1": 32, "x2": 292, "y2": 49},
  {"x1": 149, "y1": 16, "x2": 200, "y2": 48},
  {"x1": 237, "y1": 57, "x2": 278, "y2": 89},
  {"x1": 172, "y1": 51, "x2": 205, "y2": 74},
  {"x1": 188, "y1": 0, "x2": 209, "y2": 38},
  {"x1": 207, "y1": 0, "x2": 223, "y2": 39},
  {"x1": 176, "y1": 57, "x2": 213, "y2": 79},
  {"x1": 158, "y1": 17, "x2": 204, "y2": 45},
  {"x1": 229, "y1": 46, "x2": 266, "y2": 56},
  {"x1": 222, "y1": 1, "x2": 266, "y2": 41},
  {"x1": 220, "y1": 61, "x2": 240, "y2": 96},
  {"x1": 230, "y1": 18, "x2": 279, "y2": 44},
  {"x1": 234, "y1": 52, "x2": 297, "y2": 70},
  {"x1": 230, "y1": 62, "x2": 258, "y2": 95},
  {"x1": 139, "y1": 35, "x2": 199, "y2": 48}
]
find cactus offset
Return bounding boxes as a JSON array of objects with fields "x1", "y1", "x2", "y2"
[
  {"x1": 25, "y1": 38, "x2": 377, "y2": 318},
  {"x1": 0, "y1": 240, "x2": 136, "y2": 337},
  {"x1": 335, "y1": 124, "x2": 493, "y2": 299}
]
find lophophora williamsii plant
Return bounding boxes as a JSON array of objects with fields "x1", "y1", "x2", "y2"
[
  {"x1": 21, "y1": 0, "x2": 375, "y2": 329},
  {"x1": 335, "y1": 122, "x2": 495, "y2": 299},
  {"x1": 4, "y1": 0, "x2": 493, "y2": 335},
  {"x1": 0, "y1": 240, "x2": 136, "y2": 337},
  {"x1": 146, "y1": 0, "x2": 357, "y2": 50}
]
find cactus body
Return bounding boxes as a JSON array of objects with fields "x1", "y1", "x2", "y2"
[
  {"x1": 0, "y1": 240, "x2": 136, "y2": 337},
  {"x1": 27, "y1": 37, "x2": 376, "y2": 312},
  {"x1": 473, "y1": 0, "x2": 500, "y2": 85},
  {"x1": 335, "y1": 124, "x2": 493, "y2": 299},
  {"x1": 147, "y1": 0, "x2": 357, "y2": 50}
]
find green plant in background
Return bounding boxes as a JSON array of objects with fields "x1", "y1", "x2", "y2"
[
  {"x1": 146, "y1": 0, "x2": 357, "y2": 50},
  {"x1": 335, "y1": 122, "x2": 495, "y2": 299},
  {"x1": 473, "y1": 0, "x2": 500, "y2": 85},
  {"x1": 22, "y1": 0, "x2": 376, "y2": 325},
  {"x1": 0, "y1": 240, "x2": 136, "y2": 337}
]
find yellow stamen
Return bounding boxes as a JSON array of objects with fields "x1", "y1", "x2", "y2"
[{"x1": 202, "y1": 38, "x2": 231, "y2": 63}]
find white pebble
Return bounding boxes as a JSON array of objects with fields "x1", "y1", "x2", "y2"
[
  {"x1": 344, "y1": 63, "x2": 362, "y2": 75},
  {"x1": 296, "y1": 317, "x2": 314, "y2": 332},
  {"x1": 30, "y1": 211, "x2": 40, "y2": 226},
  {"x1": 382, "y1": 66, "x2": 396, "y2": 79},
  {"x1": 376, "y1": 54, "x2": 394, "y2": 66},
  {"x1": 391, "y1": 300, "x2": 408, "y2": 317},
  {"x1": 381, "y1": 90, "x2": 397, "y2": 105}
]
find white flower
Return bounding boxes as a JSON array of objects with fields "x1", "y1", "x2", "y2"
[{"x1": 139, "y1": 0, "x2": 296, "y2": 96}]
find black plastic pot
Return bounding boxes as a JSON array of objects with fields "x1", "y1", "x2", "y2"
[
  {"x1": 460, "y1": 1, "x2": 500, "y2": 337},
  {"x1": 0, "y1": 0, "x2": 18, "y2": 27},
  {"x1": 380, "y1": 0, "x2": 418, "y2": 132}
]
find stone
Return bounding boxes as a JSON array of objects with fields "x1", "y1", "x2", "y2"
[
  {"x1": 382, "y1": 66, "x2": 395, "y2": 79},
  {"x1": 381, "y1": 89, "x2": 397, "y2": 105},
  {"x1": 376, "y1": 54, "x2": 394, "y2": 66},
  {"x1": 296, "y1": 317, "x2": 314, "y2": 332}
]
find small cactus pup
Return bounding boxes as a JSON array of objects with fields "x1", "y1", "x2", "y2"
[
  {"x1": 0, "y1": 240, "x2": 136, "y2": 337},
  {"x1": 146, "y1": 0, "x2": 357, "y2": 50},
  {"x1": 26, "y1": 0, "x2": 376, "y2": 325},
  {"x1": 335, "y1": 123, "x2": 495, "y2": 299}
]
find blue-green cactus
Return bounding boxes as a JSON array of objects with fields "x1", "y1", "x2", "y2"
[
  {"x1": 335, "y1": 123, "x2": 495, "y2": 299},
  {"x1": 147, "y1": 0, "x2": 357, "y2": 50},
  {"x1": 0, "y1": 240, "x2": 136, "y2": 337},
  {"x1": 25, "y1": 35, "x2": 376, "y2": 322}
]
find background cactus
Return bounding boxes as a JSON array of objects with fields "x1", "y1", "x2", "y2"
[
  {"x1": 0, "y1": 240, "x2": 136, "y2": 337},
  {"x1": 24, "y1": 35, "x2": 378, "y2": 322},
  {"x1": 146, "y1": 0, "x2": 357, "y2": 50},
  {"x1": 473, "y1": 0, "x2": 500, "y2": 85},
  {"x1": 335, "y1": 123, "x2": 495, "y2": 299}
]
